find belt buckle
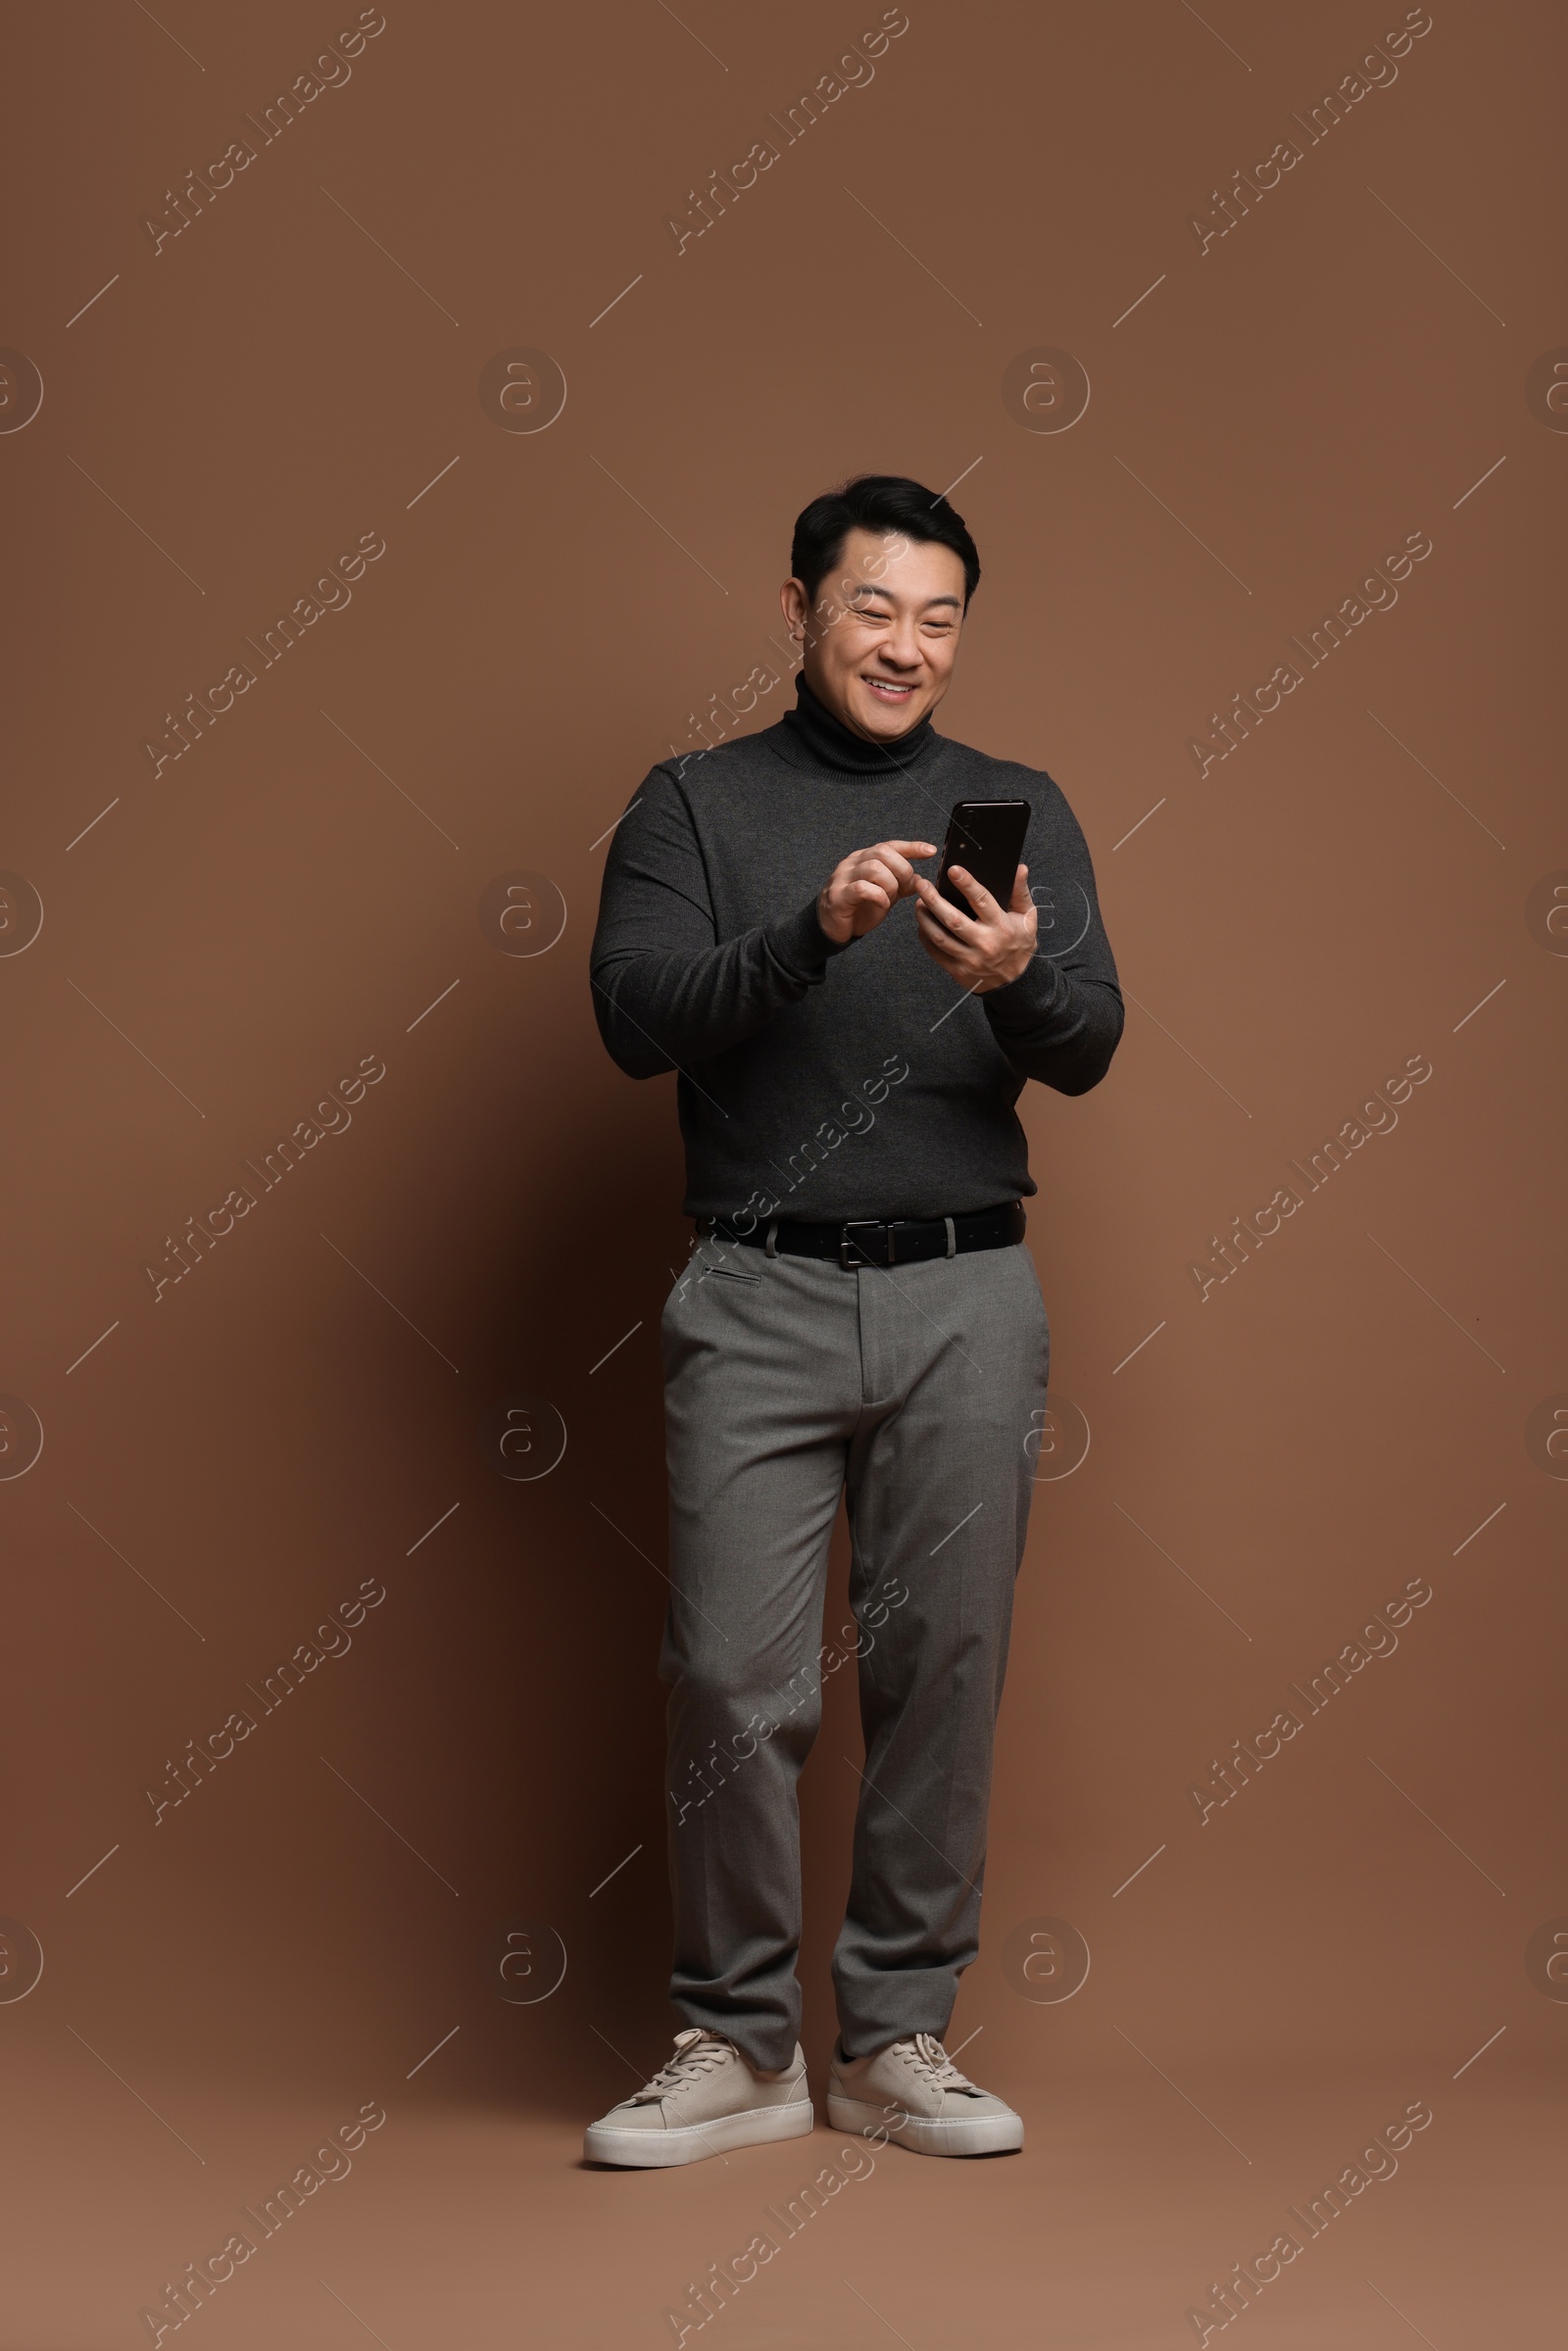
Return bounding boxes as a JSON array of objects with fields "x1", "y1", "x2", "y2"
[{"x1": 840, "y1": 1219, "x2": 889, "y2": 1269}]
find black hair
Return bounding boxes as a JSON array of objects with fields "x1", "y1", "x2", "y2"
[{"x1": 790, "y1": 472, "x2": 981, "y2": 608}]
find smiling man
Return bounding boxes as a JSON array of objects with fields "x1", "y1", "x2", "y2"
[{"x1": 586, "y1": 474, "x2": 1123, "y2": 2167}]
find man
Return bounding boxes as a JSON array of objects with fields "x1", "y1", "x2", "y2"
[{"x1": 585, "y1": 474, "x2": 1122, "y2": 2166}]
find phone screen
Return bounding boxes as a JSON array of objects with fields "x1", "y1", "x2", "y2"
[{"x1": 936, "y1": 800, "x2": 1031, "y2": 916}]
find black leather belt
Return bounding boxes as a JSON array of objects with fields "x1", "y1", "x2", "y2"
[{"x1": 698, "y1": 1201, "x2": 1025, "y2": 1269}]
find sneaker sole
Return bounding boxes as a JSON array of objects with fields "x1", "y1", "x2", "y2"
[
  {"x1": 584, "y1": 2095, "x2": 814, "y2": 2169},
  {"x1": 826, "y1": 2090, "x2": 1023, "y2": 2157}
]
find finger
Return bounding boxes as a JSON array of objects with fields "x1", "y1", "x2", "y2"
[
  {"x1": 933, "y1": 869, "x2": 986, "y2": 930},
  {"x1": 915, "y1": 885, "x2": 969, "y2": 937},
  {"x1": 915, "y1": 880, "x2": 977, "y2": 937},
  {"x1": 860, "y1": 850, "x2": 916, "y2": 894},
  {"x1": 857, "y1": 857, "x2": 910, "y2": 904},
  {"x1": 915, "y1": 903, "x2": 969, "y2": 957},
  {"x1": 947, "y1": 863, "x2": 997, "y2": 916},
  {"x1": 1009, "y1": 862, "x2": 1031, "y2": 912},
  {"x1": 879, "y1": 840, "x2": 938, "y2": 858},
  {"x1": 916, "y1": 920, "x2": 969, "y2": 974}
]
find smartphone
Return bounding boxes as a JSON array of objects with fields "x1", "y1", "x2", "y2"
[{"x1": 936, "y1": 799, "x2": 1031, "y2": 917}]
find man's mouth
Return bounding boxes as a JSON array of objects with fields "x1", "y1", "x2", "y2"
[{"x1": 862, "y1": 676, "x2": 916, "y2": 703}]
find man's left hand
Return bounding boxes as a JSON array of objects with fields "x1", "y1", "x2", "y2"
[{"x1": 912, "y1": 863, "x2": 1037, "y2": 994}]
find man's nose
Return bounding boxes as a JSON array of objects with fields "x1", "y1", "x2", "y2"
[{"x1": 878, "y1": 625, "x2": 922, "y2": 670}]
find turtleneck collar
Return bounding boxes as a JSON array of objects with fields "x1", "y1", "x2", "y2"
[{"x1": 775, "y1": 675, "x2": 940, "y2": 779}]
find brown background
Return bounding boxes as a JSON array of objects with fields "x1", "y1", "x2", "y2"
[{"x1": 1, "y1": 1, "x2": 1562, "y2": 2343}]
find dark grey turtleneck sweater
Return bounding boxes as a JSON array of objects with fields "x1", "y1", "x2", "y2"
[{"x1": 590, "y1": 678, "x2": 1123, "y2": 1227}]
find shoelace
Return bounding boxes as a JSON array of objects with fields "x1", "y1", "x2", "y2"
[
  {"x1": 629, "y1": 2029, "x2": 735, "y2": 2104},
  {"x1": 904, "y1": 2033, "x2": 981, "y2": 2094}
]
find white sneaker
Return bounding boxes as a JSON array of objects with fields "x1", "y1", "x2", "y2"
[
  {"x1": 584, "y1": 2028, "x2": 813, "y2": 2168},
  {"x1": 827, "y1": 2033, "x2": 1023, "y2": 2156}
]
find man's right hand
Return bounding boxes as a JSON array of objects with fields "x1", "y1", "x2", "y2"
[{"x1": 816, "y1": 839, "x2": 938, "y2": 946}]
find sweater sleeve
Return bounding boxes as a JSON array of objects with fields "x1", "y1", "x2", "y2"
[
  {"x1": 590, "y1": 766, "x2": 846, "y2": 1079},
  {"x1": 981, "y1": 782, "x2": 1124, "y2": 1095}
]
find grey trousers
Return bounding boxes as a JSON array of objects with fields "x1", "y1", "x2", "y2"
[{"x1": 658, "y1": 1231, "x2": 1050, "y2": 2071}]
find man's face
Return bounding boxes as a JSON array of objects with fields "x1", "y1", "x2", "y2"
[{"x1": 780, "y1": 527, "x2": 967, "y2": 743}]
